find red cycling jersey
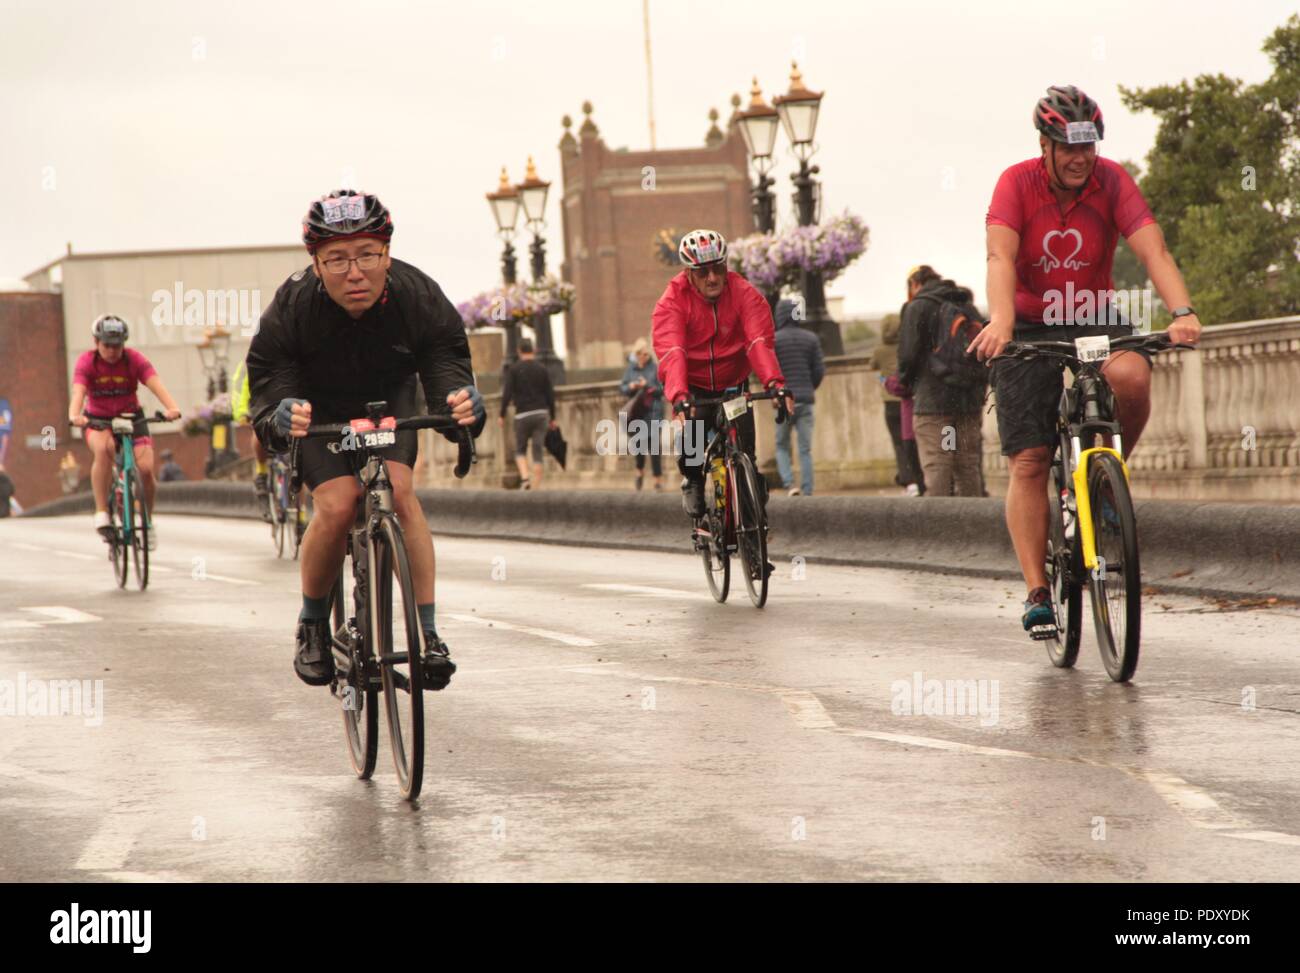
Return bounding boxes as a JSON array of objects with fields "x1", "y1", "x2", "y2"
[
  {"x1": 986, "y1": 156, "x2": 1155, "y2": 323},
  {"x1": 73, "y1": 347, "x2": 157, "y2": 418},
  {"x1": 651, "y1": 270, "x2": 784, "y2": 405}
]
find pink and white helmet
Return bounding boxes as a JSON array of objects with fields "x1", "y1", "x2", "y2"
[{"x1": 678, "y1": 229, "x2": 728, "y2": 268}]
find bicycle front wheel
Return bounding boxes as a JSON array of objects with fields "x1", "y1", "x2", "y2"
[
  {"x1": 733, "y1": 455, "x2": 769, "y2": 608},
  {"x1": 128, "y1": 467, "x2": 149, "y2": 590},
  {"x1": 110, "y1": 479, "x2": 128, "y2": 589},
  {"x1": 334, "y1": 567, "x2": 377, "y2": 779},
  {"x1": 271, "y1": 466, "x2": 288, "y2": 557},
  {"x1": 1045, "y1": 466, "x2": 1082, "y2": 668},
  {"x1": 1088, "y1": 453, "x2": 1141, "y2": 682},
  {"x1": 371, "y1": 517, "x2": 424, "y2": 801}
]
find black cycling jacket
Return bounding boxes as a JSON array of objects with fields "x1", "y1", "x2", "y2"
[{"x1": 248, "y1": 258, "x2": 483, "y2": 453}]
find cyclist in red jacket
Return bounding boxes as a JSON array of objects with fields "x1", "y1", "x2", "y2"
[{"x1": 651, "y1": 229, "x2": 791, "y2": 518}]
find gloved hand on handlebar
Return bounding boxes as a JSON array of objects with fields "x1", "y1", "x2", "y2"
[
  {"x1": 446, "y1": 386, "x2": 487, "y2": 438},
  {"x1": 274, "y1": 398, "x2": 311, "y2": 438}
]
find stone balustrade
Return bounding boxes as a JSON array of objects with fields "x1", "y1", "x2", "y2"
[{"x1": 422, "y1": 316, "x2": 1300, "y2": 502}]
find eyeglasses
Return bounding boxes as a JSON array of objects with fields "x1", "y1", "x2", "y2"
[
  {"x1": 689, "y1": 263, "x2": 727, "y2": 280},
  {"x1": 319, "y1": 250, "x2": 386, "y2": 275}
]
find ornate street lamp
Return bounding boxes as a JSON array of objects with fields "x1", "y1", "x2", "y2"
[
  {"x1": 773, "y1": 62, "x2": 842, "y2": 356},
  {"x1": 487, "y1": 166, "x2": 521, "y2": 365},
  {"x1": 737, "y1": 77, "x2": 779, "y2": 235},
  {"x1": 515, "y1": 156, "x2": 565, "y2": 384}
]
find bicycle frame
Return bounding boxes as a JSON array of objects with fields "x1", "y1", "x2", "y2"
[{"x1": 1058, "y1": 369, "x2": 1128, "y2": 573}]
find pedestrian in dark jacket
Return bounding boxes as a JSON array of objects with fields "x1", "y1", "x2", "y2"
[
  {"x1": 619, "y1": 337, "x2": 664, "y2": 491},
  {"x1": 499, "y1": 338, "x2": 557, "y2": 490},
  {"x1": 898, "y1": 266, "x2": 987, "y2": 496},
  {"x1": 773, "y1": 299, "x2": 825, "y2": 495},
  {"x1": 871, "y1": 310, "x2": 925, "y2": 495}
]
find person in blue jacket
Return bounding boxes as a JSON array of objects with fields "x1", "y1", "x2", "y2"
[{"x1": 619, "y1": 338, "x2": 665, "y2": 492}]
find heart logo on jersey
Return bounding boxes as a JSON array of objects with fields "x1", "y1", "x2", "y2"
[{"x1": 1034, "y1": 228, "x2": 1090, "y2": 272}]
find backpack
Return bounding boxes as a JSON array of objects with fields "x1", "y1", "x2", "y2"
[{"x1": 913, "y1": 293, "x2": 987, "y2": 389}]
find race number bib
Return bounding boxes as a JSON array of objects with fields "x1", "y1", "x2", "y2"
[
  {"x1": 1074, "y1": 335, "x2": 1111, "y2": 363},
  {"x1": 321, "y1": 195, "x2": 366, "y2": 224},
  {"x1": 723, "y1": 396, "x2": 749, "y2": 421},
  {"x1": 362, "y1": 430, "x2": 396, "y2": 447}
]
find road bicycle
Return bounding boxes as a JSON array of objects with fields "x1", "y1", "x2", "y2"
[
  {"x1": 298, "y1": 402, "x2": 475, "y2": 801},
  {"x1": 75, "y1": 411, "x2": 166, "y2": 591},
  {"x1": 685, "y1": 388, "x2": 788, "y2": 608},
  {"x1": 999, "y1": 332, "x2": 1190, "y2": 682},
  {"x1": 267, "y1": 446, "x2": 308, "y2": 560}
]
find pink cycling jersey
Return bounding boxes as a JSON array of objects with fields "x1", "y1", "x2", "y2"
[
  {"x1": 74, "y1": 347, "x2": 157, "y2": 418},
  {"x1": 986, "y1": 156, "x2": 1155, "y2": 323}
]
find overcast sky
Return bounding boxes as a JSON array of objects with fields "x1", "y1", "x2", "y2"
[{"x1": 2, "y1": 0, "x2": 1293, "y2": 317}]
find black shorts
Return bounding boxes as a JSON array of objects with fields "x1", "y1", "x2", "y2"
[
  {"x1": 298, "y1": 382, "x2": 421, "y2": 489},
  {"x1": 992, "y1": 317, "x2": 1152, "y2": 456}
]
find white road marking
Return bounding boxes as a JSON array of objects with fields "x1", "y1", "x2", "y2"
[
  {"x1": 96, "y1": 870, "x2": 196, "y2": 883},
  {"x1": 583, "y1": 583, "x2": 713, "y2": 601},
  {"x1": 8, "y1": 542, "x2": 45, "y2": 551},
  {"x1": 0, "y1": 620, "x2": 46, "y2": 630},
  {"x1": 76, "y1": 815, "x2": 146, "y2": 871},
  {"x1": 462, "y1": 661, "x2": 625, "y2": 676},
  {"x1": 572, "y1": 667, "x2": 1300, "y2": 846},
  {"x1": 199, "y1": 573, "x2": 258, "y2": 586},
  {"x1": 21, "y1": 606, "x2": 101, "y2": 624},
  {"x1": 444, "y1": 613, "x2": 597, "y2": 647},
  {"x1": 52, "y1": 550, "x2": 98, "y2": 561}
]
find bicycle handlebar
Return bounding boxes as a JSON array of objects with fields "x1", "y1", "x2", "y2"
[
  {"x1": 997, "y1": 333, "x2": 1195, "y2": 364},
  {"x1": 74, "y1": 411, "x2": 169, "y2": 432},
  {"x1": 299, "y1": 412, "x2": 477, "y2": 479},
  {"x1": 679, "y1": 387, "x2": 792, "y2": 424}
]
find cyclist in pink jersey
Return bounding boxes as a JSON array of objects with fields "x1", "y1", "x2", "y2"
[
  {"x1": 68, "y1": 314, "x2": 182, "y2": 548},
  {"x1": 967, "y1": 86, "x2": 1202, "y2": 639}
]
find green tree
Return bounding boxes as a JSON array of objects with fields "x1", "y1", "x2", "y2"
[{"x1": 1118, "y1": 14, "x2": 1300, "y2": 324}]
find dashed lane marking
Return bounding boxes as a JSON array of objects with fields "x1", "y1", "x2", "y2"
[{"x1": 444, "y1": 613, "x2": 597, "y2": 647}]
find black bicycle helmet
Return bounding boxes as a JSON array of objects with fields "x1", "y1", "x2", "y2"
[
  {"x1": 1033, "y1": 85, "x2": 1104, "y2": 144},
  {"x1": 91, "y1": 313, "x2": 129, "y2": 345},
  {"x1": 302, "y1": 190, "x2": 394, "y2": 253}
]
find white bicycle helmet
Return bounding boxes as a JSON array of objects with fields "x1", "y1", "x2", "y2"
[{"x1": 678, "y1": 229, "x2": 728, "y2": 268}]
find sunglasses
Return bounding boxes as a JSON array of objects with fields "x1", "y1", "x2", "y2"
[{"x1": 689, "y1": 263, "x2": 727, "y2": 280}]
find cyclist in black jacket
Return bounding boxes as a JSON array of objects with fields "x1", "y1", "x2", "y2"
[{"x1": 248, "y1": 190, "x2": 486, "y2": 689}]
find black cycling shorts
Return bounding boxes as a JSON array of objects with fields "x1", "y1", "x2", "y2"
[
  {"x1": 298, "y1": 381, "x2": 421, "y2": 489},
  {"x1": 992, "y1": 317, "x2": 1152, "y2": 456}
]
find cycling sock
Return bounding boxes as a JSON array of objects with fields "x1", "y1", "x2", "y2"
[
  {"x1": 300, "y1": 593, "x2": 330, "y2": 622},
  {"x1": 418, "y1": 603, "x2": 436, "y2": 634},
  {"x1": 255, "y1": 460, "x2": 269, "y2": 476}
]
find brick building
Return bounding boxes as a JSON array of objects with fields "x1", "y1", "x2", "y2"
[{"x1": 557, "y1": 102, "x2": 752, "y2": 369}]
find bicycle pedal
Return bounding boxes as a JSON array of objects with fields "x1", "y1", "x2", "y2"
[{"x1": 1029, "y1": 624, "x2": 1059, "y2": 641}]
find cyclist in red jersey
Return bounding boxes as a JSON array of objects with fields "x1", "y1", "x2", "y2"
[
  {"x1": 651, "y1": 229, "x2": 791, "y2": 520},
  {"x1": 967, "y1": 85, "x2": 1202, "y2": 638},
  {"x1": 68, "y1": 314, "x2": 183, "y2": 549}
]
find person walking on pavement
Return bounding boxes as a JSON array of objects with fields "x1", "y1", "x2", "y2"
[
  {"x1": 158, "y1": 449, "x2": 186, "y2": 482},
  {"x1": 499, "y1": 338, "x2": 557, "y2": 490},
  {"x1": 772, "y1": 299, "x2": 824, "y2": 496},
  {"x1": 871, "y1": 309, "x2": 925, "y2": 496},
  {"x1": 898, "y1": 265, "x2": 987, "y2": 497},
  {"x1": 619, "y1": 337, "x2": 664, "y2": 492}
]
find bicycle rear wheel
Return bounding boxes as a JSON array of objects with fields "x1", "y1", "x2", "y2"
[
  {"x1": 110, "y1": 478, "x2": 128, "y2": 588},
  {"x1": 733, "y1": 455, "x2": 769, "y2": 608},
  {"x1": 1045, "y1": 466, "x2": 1082, "y2": 668},
  {"x1": 334, "y1": 567, "x2": 377, "y2": 779},
  {"x1": 1088, "y1": 453, "x2": 1142, "y2": 682},
  {"x1": 372, "y1": 517, "x2": 424, "y2": 801},
  {"x1": 290, "y1": 490, "x2": 305, "y2": 560},
  {"x1": 128, "y1": 467, "x2": 149, "y2": 590}
]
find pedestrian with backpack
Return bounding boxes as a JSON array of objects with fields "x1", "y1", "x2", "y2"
[{"x1": 897, "y1": 266, "x2": 988, "y2": 497}]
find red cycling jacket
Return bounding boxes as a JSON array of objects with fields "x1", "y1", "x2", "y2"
[{"x1": 651, "y1": 270, "x2": 785, "y2": 405}]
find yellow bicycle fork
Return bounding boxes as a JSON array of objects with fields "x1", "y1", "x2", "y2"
[{"x1": 1070, "y1": 446, "x2": 1129, "y2": 571}]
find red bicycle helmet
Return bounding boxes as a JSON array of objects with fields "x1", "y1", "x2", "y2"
[{"x1": 1034, "y1": 85, "x2": 1104, "y2": 144}]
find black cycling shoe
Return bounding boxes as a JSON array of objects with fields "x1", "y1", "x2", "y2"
[
  {"x1": 1022, "y1": 586, "x2": 1058, "y2": 641},
  {"x1": 681, "y1": 479, "x2": 705, "y2": 518},
  {"x1": 421, "y1": 633, "x2": 457, "y2": 690},
  {"x1": 294, "y1": 618, "x2": 335, "y2": 685}
]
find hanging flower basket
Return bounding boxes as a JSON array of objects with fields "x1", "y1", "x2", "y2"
[
  {"x1": 457, "y1": 276, "x2": 576, "y2": 329},
  {"x1": 729, "y1": 211, "x2": 870, "y2": 293}
]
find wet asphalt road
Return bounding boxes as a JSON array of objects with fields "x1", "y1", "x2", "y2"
[{"x1": 0, "y1": 513, "x2": 1297, "y2": 882}]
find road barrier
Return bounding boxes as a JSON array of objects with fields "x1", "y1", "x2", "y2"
[{"x1": 22, "y1": 484, "x2": 1297, "y2": 600}]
